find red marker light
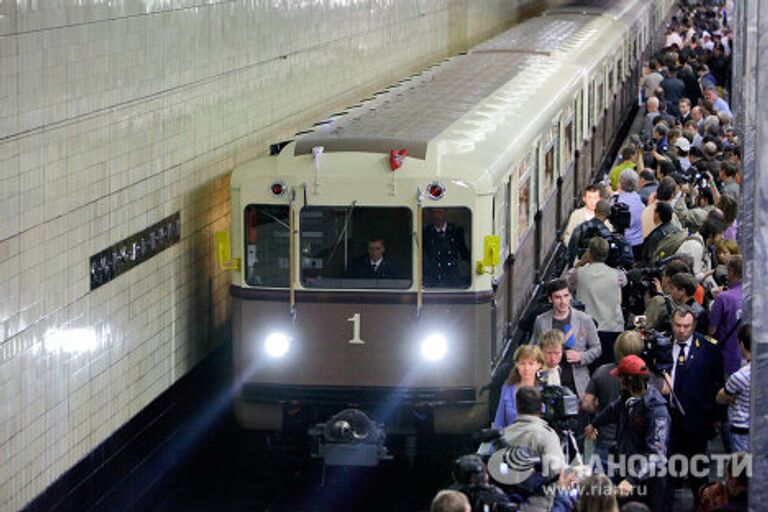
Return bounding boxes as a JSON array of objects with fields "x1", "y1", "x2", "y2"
[
  {"x1": 427, "y1": 182, "x2": 445, "y2": 200},
  {"x1": 270, "y1": 182, "x2": 286, "y2": 196}
]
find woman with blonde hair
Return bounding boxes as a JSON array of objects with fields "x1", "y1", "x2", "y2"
[
  {"x1": 493, "y1": 345, "x2": 545, "y2": 428},
  {"x1": 577, "y1": 474, "x2": 619, "y2": 512}
]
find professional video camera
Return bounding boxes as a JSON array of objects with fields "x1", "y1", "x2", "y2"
[
  {"x1": 474, "y1": 386, "x2": 580, "y2": 457},
  {"x1": 623, "y1": 263, "x2": 666, "y2": 317},
  {"x1": 540, "y1": 385, "x2": 580, "y2": 433},
  {"x1": 634, "y1": 320, "x2": 674, "y2": 376},
  {"x1": 608, "y1": 199, "x2": 631, "y2": 234}
]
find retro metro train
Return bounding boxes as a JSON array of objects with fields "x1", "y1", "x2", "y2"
[{"x1": 217, "y1": 0, "x2": 675, "y2": 438}]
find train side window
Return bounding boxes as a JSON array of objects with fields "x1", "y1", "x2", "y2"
[
  {"x1": 300, "y1": 206, "x2": 412, "y2": 289},
  {"x1": 422, "y1": 207, "x2": 471, "y2": 289},
  {"x1": 541, "y1": 124, "x2": 558, "y2": 201},
  {"x1": 575, "y1": 93, "x2": 583, "y2": 143},
  {"x1": 563, "y1": 119, "x2": 573, "y2": 164},
  {"x1": 517, "y1": 176, "x2": 532, "y2": 241},
  {"x1": 515, "y1": 153, "x2": 534, "y2": 242},
  {"x1": 244, "y1": 205, "x2": 290, "y2": 287}
]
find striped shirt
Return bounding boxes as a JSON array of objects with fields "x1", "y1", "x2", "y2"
[{"x1": 725, "y1": 363, "x2": 751, "y2": 429}]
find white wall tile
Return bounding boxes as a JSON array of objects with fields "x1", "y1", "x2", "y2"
[{"x1": 0, "y1": 0, "x2": 541, "y2": 509}]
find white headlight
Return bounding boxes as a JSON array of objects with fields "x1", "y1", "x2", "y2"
[
  {"x1": 421, "y1": 334, "x2": 447, "y2": 361},
  {"x1": 265, "y1": 332, "x2": 290, "y2": 358}
]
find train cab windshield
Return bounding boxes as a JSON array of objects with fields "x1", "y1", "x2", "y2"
[
  {"x1": 300, "y1": 206, "x2": 413, "y2": 289},
  {"x1": 243, "y1": 205, "x2": 290, "y2": 287},
  {"x1": 422, "y1": 207, "x2": 471, "y2": 289}
]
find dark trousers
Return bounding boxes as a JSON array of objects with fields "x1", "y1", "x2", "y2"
[
  {"x1": 620, "y1": 476, "x2": 666, "y2": 512},
  {"x1": 591, "y1": 331, "x2": 620, "y2": 372},
  {"x1": 665, "y1": 417, "x2": 710, "y2": 510}
]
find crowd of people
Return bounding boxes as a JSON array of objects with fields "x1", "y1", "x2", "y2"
[{"x1": 430, "y1": 1, "x2": 751, "y2": 511}]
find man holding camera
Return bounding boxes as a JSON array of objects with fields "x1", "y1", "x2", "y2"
[
  {"x1": 585, "y1": 354, "x2": 670, "y2": 512},
  {"x1": 449, "y1": 455, "x2": 517, "y2": 512},
  {"x1": 566, "y1": 199, "x2": 613, "y2": 269},
  {"x1": 493, "y1": 386, "x2": 568, "y2": 511}
]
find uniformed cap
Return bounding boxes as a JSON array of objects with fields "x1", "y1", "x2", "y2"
[
  {"x1": 487, "y1": 445, "x2": 538, "y2": 486},
  {"x1": 610, "y1": 355, "x2": 650, "y2": 377}
]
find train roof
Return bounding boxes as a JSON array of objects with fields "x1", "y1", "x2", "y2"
[
  {"x1": 471, "y1": 13, "x2": 597, "y2": 54},
  {"x1": 237, "y1": 0, "x2": 653, "y2": 194},
  {"x1": 293, "y1": 52, "x2": 534, "y2": 160},
  {"x1": 292, "y1": 8, "x2": 620, "y2": 163}
]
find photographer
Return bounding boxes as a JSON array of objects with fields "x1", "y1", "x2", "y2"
[
  {"x1": 672, "y1": 166, "x2": 715, "y2": 233},
  {"x1": 667, "y1": 272, "x2": 708, "y2": 333},
  {"x1": 567, "y1": 199, "x2": 614, "y2": 268},
  {"x1": 642, "y1": 202, "x2": 680, "y2": 265},
  {"x1": 616, "y1": 170, "x2": 645, "y2": 258},
  {"x1": 641, "y1": 177, "x2": 681, "y2": 240},
  {"x1": 493, "y1": 386, "x2": 568, "y2": 511},
  {"x1": 567, "y1": 237, "x2": 626, "y2": 366},
  {"x1": 449, "y1": 455, "x2": 518, "y2": 512},
  {"x1": 585, "y1": 355, "x2": 670, "y2": 512},
  {"x1": 642, "y1": 259, "x2": 692, "y2": 332}
]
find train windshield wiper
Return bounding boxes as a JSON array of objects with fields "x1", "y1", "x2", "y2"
[{"x1": 327, "y1": 201, "x2": 356, "y2": 266}]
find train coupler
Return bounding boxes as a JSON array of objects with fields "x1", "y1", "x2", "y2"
[{"x1": 308, "y1": 408, "x2": 393, "y2": 467}]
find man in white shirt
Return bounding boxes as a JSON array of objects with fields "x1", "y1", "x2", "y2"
[{"x1": 562, "y1": 185, "x2": 601, "y2": 246}]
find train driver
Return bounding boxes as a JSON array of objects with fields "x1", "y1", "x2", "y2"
[
  {"x1": 348, "y1": 237, "x2": 401, "y2": 280},
  {"x1": 423, "y1": 208, "x2": 471, "y2": 288}
]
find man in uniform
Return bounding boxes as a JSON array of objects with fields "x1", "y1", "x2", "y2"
[
  {"x1": 663, "y1": 306, "x2": 724, "y2": 509},
  {"x1": 348, "y1": 237, "x2": 400, "y2": 280},
  {"x1": 423, "y1": 208, "x2": 470, "y2": 288}
]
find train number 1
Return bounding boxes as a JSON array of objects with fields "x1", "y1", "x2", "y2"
[{"x1": 347, "y1": 313, "x2": 365, "y2": 345}]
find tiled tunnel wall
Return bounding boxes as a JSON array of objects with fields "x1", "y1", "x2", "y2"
[{"x1": 0, "y1": 0, "x2": 553, "y2": 509}]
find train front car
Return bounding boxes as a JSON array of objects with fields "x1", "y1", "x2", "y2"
[{"x1": 226, "y1": 126, "x2": 497, "y2": 441}]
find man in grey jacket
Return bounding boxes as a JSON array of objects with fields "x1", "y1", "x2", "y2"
[{"x1": 531, "y1": 279, "x2": 601, "y2": 397}]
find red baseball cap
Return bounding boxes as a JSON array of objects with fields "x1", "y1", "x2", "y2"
[{"x1": 610, "y1": 355, "x2": 650, "y2": 377}]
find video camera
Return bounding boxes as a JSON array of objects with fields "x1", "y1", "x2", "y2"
[
  {"x1": 540, "y1": 385, "x2": 580, "y2": 434},
  {"x1": 633, "y1": 318, "x2": 674, "y2": 376},
  {"x1": 623, "y1": 262, "x2": 666, "y2": 317},
  {"x1": 608, "y1": 199, "x2": 631, "y2": 234}
]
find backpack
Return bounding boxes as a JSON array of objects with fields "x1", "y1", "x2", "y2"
[{"x1": 652, "y1": 230, "x2": 705, "y2": 263}]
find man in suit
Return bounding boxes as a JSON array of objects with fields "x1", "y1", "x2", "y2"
[
  {"x1": 423, "y1": 208, "x2": 470, "y2": 288},
  {"x1": 663, "y1": 305, "x2": 724, "y2": 509},
  {"x1": 349, "y1": 237, "x2": 400, "y2": 280},
  {"x1": 531, "y1": 278, "x2": 601, "y2": 398}
]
